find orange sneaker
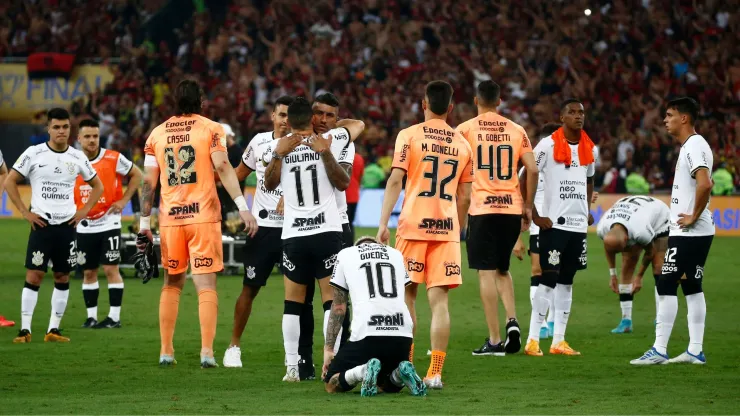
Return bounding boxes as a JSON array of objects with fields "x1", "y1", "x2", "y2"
[
  {"x1": 13, "y1": 329, "x2": 31, "y2": 343},
  {"x1": 549, "y1": 341, "x2": 581, "y2": 355},
  {"x1": 524, "y1": 339, "x2": 543, "y2": 356},
  {"x1": 0, "y1": 316, "x2": 16, "y2": 327},
  {"x1": 44, "y1": 328, "x2": 70, "y2": 343}
]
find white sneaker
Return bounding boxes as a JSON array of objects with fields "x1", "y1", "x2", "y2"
[
  {"x1": 423, "y1": 374, "x2": 443, "y2": 389},
  {"x1": 223, "y1": 346, "x2": 242, "y2": 368},
  {"x1": 668, "y1": 350, "x2": 706, "y2": 365},
  {"x1": 283, "y1": 365, "x2": 300, "y2": 382},
  {"x1": 630, "y1": 347, "x2": 669, "y2": 365}
]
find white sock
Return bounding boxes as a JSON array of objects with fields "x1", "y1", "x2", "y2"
[
  {"x1": 686, "y1": 293, "x2": 706, "y2": 355},
  {"x1": 546, "y1": 289, "x2": 555, "y2": 324},
  {"x1": 282, "y1": 314, "x2": 300, "y2": 366},
  {"x1": 529, "y1": 286, "x2": 537, "y2": 304},
  {"x1": 654, "y1": 287, "x2": 660, "y2": 321},
  {"x1": 82, "y1": 282, "x2": 99, "y2": 319},
  {"x1": 48, "y1": 286, "x2": 70, "y2": 332},
  {"x1": 654, "y1": 295, "x2": 678, "y2": 355},
  {"x1": 322, "y1": 309, "x2": 343, "y2": 353},
  {"x1": 21, "y1": 286, "x2": 39, "y2": 332},
  {"x1": 552, "y1": 284, "x2": 573, "y2": 345},
  {"x1": 527, "y1": 285, "x2": 553, "y2": 342},
  {"x1": 619, "y1": 284, "x2": 633, "y2": 320},
  {"x1": 344, "y1": 363, "x2": 367, "y2": 385},
  {"x1": 108, "y1": 282, "x2": 124, "y2": 321}
]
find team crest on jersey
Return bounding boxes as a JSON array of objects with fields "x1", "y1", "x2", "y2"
[
  {"x1": 64, "y1": 162, "x2": 76, "y2": 174},
  {"x1": 77, "y1": 251, "x2": 87, "y2": 266},
  {"x1": 246, "y1": 266, "x2": 256, "y2": 279},
  {"x1": 282, "y1": 252, "x2": 296, "y2": 271},
  {"x1": 324, "y1": 254, "x2": 338, "y2": 270},
  {"x1": 695, "y1": 266, "x2": 704, "y2": 280},
  {"x1": 548, "y1": 250, "x2": 560, "y2": 266},
  {"x1": 32, "y1": 251, "x2": 44, "y2": 266}
]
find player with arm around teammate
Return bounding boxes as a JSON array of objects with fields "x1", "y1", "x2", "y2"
[
  {"x1": 597, "y1": 196, "x2": 669, "y2": 334},
  {"x1": 323, "y1": 236, "x2": 426, "y2": 397}
]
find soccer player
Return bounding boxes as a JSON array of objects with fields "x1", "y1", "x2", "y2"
[
  {"x1": 0, "y1": 149, "x2": 7, "y2": 197},
  {"x1": 514, "y1": 123, "x2": 563, "y2": 341},
  {"x1": 322, "y1": 236, "x2": 426, "y2": 397},
  {"x1": 631, "y1": 97, "x2": 714, "y2": 365},
  {"x1": 74, "y1": 119, "x2": 142, "y2": 329},
  {"x1": 263, "y1": 97, "x2": 351, "y2": 382},
  {"x1": 5, "y1": 108, "x2": 104, "y2": 343},
  {"x1": 377, "y1": 81, "x2": 474, "y2": 388},
  {"x1": 597, "y1": 195, "x2": 669, "y2": 333},
  {"x1": 525, "y1": 99, "x2": 597, "y2": 357},
  {"x1": 456, "y1": 80, "x2": 538, "y2": 356},
  {"x1": 138, "y1": 79, "x2": 258, "y2": 367}
]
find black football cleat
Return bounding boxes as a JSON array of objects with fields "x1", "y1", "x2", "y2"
[
  {"x1": 82, "y1": 318, "x2": 98, "y2": 328},
  {"x1": 93, "y1": 317, "x2": 121, "y2": 329},
  {"x1": 472, "y1": 338, "x2": 506, "y2": 356}
]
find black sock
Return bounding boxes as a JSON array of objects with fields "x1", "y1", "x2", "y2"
[
  {"x1": 82, "y1": 283, "x2": 99, "y2": 310},
  {"x1": 109, "y1": 287, "x2": 123, "y2": 307}
]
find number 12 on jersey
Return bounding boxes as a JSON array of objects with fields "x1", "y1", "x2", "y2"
[{"x1": 164, "y1": 146, "x2": 197, "y2": 186}]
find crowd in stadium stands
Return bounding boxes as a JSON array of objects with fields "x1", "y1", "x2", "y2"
[{"x1": 2, "y1": 0, "x2": 738, "y2": 192}]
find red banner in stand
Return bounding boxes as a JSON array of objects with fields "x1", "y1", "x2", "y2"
[{"x1": 26, "y1": 53, "x2": 76, "y2": 79}]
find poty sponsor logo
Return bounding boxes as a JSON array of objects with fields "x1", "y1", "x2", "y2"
[
  {"x1": 194, "y1": 257, "x2": 213, "y2": 268},
  {"x1": 444, "y1": 263, "x2": 461, "y2": 276},
  {"x1": 168, "y1": 259, "x2": 180, "y2": 269},
  {"x1": 407, "y1": 259, "x2": 425, "y2": 272},
  {"x1": 282, "y1": 252, "x2": 296, "y2": 271}
]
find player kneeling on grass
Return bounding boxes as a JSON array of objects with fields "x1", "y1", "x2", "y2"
[
  {"x1": 322, "y1": 237, "x2": 426, "y2": 397},
  {"x1": 597, "y1": 196, "x2": 669, "y2": 334}
]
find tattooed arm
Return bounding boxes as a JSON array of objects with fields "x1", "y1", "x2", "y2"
[
  {"x1": 263, "y1": 158, "x2": 282, "y2": 191},
  {"x1": 322, "y1": 151, "x2": 350, "y2": 191},
  {"x1": 140, "y1": 165, "x2": 159, "y2": 218},
  {"x1": 325, "y1": 286, "x2": 348, "y2": 350}
]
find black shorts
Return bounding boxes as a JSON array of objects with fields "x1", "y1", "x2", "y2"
[
  {"x1": 467, "y1": 214, "x2": 521, "y2": 272},
  {"x1": 282, "y1": 231, "x2": 343, "y2": 285},
  {"x1": 538, "y1": 228, "x2": 587, "y2": 275},
  {"x1": 76, "y1": 229, "x2": 122, "y2": 270},
  {"x1": 324, "y1": 336, "x2": 412, "y2": 392},
  {"x1": 242, "y1": 226, "x2": 282, "y2": 287},
  {"x1": 661, "y1": 235, "x2": 713, "y2": 282},
  {"x1": 341, "y1": 223, "x2": 353, "y2": 248},
  {"x1": 529, "y1": 234, "x2": 540, "y2": 255},
  {"x1": 25, "y1": 222, "x2": 77, "y2": 274}
]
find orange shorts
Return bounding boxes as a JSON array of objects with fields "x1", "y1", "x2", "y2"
[
  {"x1": 159, "y1": 222, "x2": 223, "y2": 275},
  {"x1": 395, "y1": 236, "x2": 462, "y2": 288}
]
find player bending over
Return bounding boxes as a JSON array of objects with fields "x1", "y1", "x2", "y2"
[
  {"x1": 323, "y1": 236, "x2": 426, "y2": 397},
  {"x1": 597, "y1": 196, "x2": 669, "y2": 333}
]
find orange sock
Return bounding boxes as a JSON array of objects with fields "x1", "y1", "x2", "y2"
[
  {"x1": 409, "y1": 343, "x2": 414, "y2": 363},
  {"x1": 198, "y1": 289, "x2": 218, "y2": 354},
  {"x1": 159, "y1": 286, "x2": 182, "y2": 356},
  {"x1": 427, "y1": 350, "x2": 446, "y2": 378}
]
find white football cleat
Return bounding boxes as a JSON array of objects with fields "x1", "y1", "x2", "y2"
[
  {"x1": 668, "y1": 350, "x2": 706, "y2": 365},
  {"x1": 423, "y1": 374, "x2": 443, "y2": 389},
  {"x1": 630, "y1": 347, "x2": 669, "y2": 365},
  {"x1": 223, "y1": 346, "x2": 242, "y2": 368},
  {"x1": 282, "y1": 365, "x2": 300, "y2": 382}
]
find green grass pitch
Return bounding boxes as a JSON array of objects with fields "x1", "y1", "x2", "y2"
[{"x1": 1, "y1": 218, "x2": 739, "y2": 414}]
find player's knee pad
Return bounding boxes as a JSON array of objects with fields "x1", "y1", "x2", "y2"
[
  {"x1": 680, "y1": 277, "x2": 703, "y2": 296},
  {"x1": 656, "y1": 274, "x2": 679, "y2": 296},
  {"x1": 530, "y1": 275, "x2": 541, "y2": 287},
  {"x1": 284, "y1": 300, "x2": 303, "y2": 315},
  {"x1": 540, "y1": 271, "x2": 557, "y2": 289},
  {"x1": 323, "y1": 300, "x2": 332, "y2": 312},
  {"x1": 556, "y1": 268, "x2": 577, "y2": 286}
]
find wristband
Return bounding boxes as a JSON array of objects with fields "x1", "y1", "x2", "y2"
[
  {"x1": 609, "y1": 268, "x2": 617, "y2": 277},
  {"x1": 140, "y1": 216, "x2": 151, "y2": 231},
  {"x1": 234, "y1": 196, "x2": 249, "y2": 212}
]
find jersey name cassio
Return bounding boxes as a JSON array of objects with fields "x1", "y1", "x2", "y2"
[
  {"x1": 392, "y1": 119, "x2": 474, "y2": 242},
  {"x1": 330, "y1": 243, "x2": 413, "y2": 341},
  {"x1": 144, "y1": 115, "x2": 226, "y2": 227},
  {"x1": 596, "y1": 196, "x2": 670, "y2": 246},
  {"x1": 670, "y1": 134, "x2": 715, "y2": 237},
  {"x1": 243, "y1": 131, "x2": 284, "y2": 228},
  {"x1": 533, "y1": 136, "x2": 597, "y2": 233},
  {"x1": 328, "y1": 127, "x2": 355, "y2": 224},
  {"x1": 456, "y1": 112, "x2": 532, "y2": 215},
  {"x1": 262, "y1": 131, "x2": 345, "y2": 239},
  {"x1": 13, "y1": 143, "x2": 97, "y2": 224},
  {"x1": 74, "y1": 148, "x2": 133, "y2": 233},
  {"x1": 519, "y1": 166, "x2": 545, "y2": 235}
]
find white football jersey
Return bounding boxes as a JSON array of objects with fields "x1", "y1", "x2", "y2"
[
  {"x1": 12, "y1": 143, "x2": 97, "y2": 224},
  {"x1": 328, "y1": 127, "x2": 355, "y2": 224},
  {"x1": 0, "y1": 149, "x2": 5, "y2": 168},
  {"x1": 77, "y1": 149, "x2": 133, "y2": 234},
  {"x1": 262, "y1": 132, "x2": 344, "y2": 239},
  {"x1": 519, "y1": 166, "x2": 545, "y2": 235},
  {"x1": 243, "y1": 131, "x2": 284, "y2": 228},
  {"x1": 330, "y1": 243, "x2": 413, "y2": 341},
  {"x1": 670, "y1": 134, "x2": 715, "y2": 237},
  {"x1": 597, "y1": 196, "x2": 670, "y2": 246},
  {"x1": 533, "y1": 136, "x2": 597, "y2": 233}
]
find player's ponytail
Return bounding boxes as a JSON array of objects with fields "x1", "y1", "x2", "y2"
[{"x1": 175, "y1": 79, "x2": 203, "y2": 116}]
